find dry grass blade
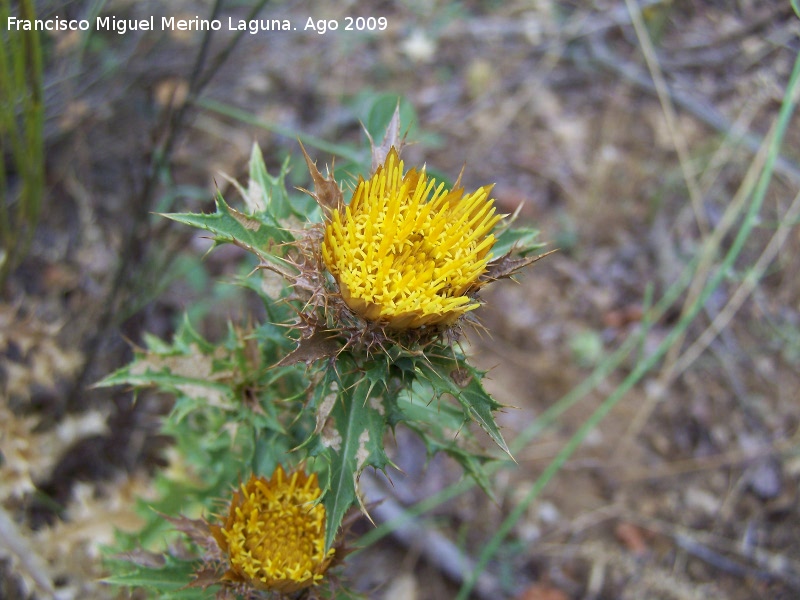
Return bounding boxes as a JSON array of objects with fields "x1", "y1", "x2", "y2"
[
  {"x1": 623, "y1": 0, "x2": 708, "y2": 236},
  {"x1": 0, "y1": 507, "x2": 55, "y2": 596},
  {"x1": 614, "y1": 105, "x2": 781, "y2": 459},
  {"x1": 669, "y1": 185, "x2": 800, "y2": 380}
]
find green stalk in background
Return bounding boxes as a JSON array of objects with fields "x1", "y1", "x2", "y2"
[
  {"x1": 456, "y1": 48, "x2": 800, "y2": 600},
  {"x1": 0, "y1": 0, "x2": 45, "y2": 291}
]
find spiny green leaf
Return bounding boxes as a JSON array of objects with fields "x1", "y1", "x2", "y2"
[
  {"x1": 237, "y1": 274, "x2": 298, "y2": 326},
  {"x1": 310, "y1": 366, "x2": 390, "y2": 549},
  {"x1": 137, "y1": 316, "x2": 214, "y2": 355},
  {"x1": 492, "y1": 225, "x2": 545, "y2": 258},
  {"x1": 97, "y1": 321, "x2": 287, "y2": 438},
  {"x1": 105, "y1": 367, "x2": 232, "y2": 408},
  {"x1": 397, "y1": 391, "x2": 496, "y2": 498},
  {"x1": 363, "y1": 93, "x2": 418, "y2": 142},
  {"x1": 104, "y1": 554, "x2": 207, "y2": 598},
  {"x1": 96, "y1": 333, "x2": 236, "y2": 410},
  {"x1": 163, "y1": 193, "x2": 292, "y2": 264},
  {"x1": 415, "y1": 354, "x2": 511, "y2": 458},
  {"x1": 248, "y1": 144, "x2": 297, "y2": 221}
]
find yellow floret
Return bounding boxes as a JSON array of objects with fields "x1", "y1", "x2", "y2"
[
  {"x1": 210, "y1": 466, "x2": 334, "y2": 594},
  {"x1": 322, "y1": 148, "x2": 501, "y2": 329}
]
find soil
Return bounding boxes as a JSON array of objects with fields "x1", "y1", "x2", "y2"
[{"x1": 2, "y1": 1, "x2": 800, "y2": 599}]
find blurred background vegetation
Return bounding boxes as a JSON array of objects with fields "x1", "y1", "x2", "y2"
[
  {"x1": 1, "y1": 0, "x2": 44, "y2": 289},
  {"x1": 1, "y1": 1, "x2": 799, "y2": 599}
]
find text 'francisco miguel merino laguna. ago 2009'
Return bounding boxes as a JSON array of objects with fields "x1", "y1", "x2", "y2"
[{"x1": 6, "y1": 15, "x2": 389, "y2": 35}]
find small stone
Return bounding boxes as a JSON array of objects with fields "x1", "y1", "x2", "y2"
[{"x1": 747, "y1": 459, "x2": 783, "y2": 501}]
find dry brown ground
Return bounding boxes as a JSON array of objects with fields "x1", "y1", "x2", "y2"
[{"x1": 2, "y1": 1, "x2": 800, "y2": 599}]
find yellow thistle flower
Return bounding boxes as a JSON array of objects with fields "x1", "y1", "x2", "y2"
[
  {"x1": 321, "y1": 147, "x2": 503, "y2": 329},
  {"x1": 210, "y1": 466, "x2": 334, "y2": 594}
]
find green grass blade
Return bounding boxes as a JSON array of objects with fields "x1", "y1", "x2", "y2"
[
  {"x1": 455, "y1": 49, "x2": 800, "y2": 600},
  {"x1": 197, "y1": 97, "x2": 365, "y2": 164}
]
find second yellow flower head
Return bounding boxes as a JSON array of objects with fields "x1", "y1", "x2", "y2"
[
  {"x1": 210, "y1": 466, "x2": 333, "y2": 594},
  {"x1": 322, "y1": 148, "x2": 502, "y2": 329}
]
